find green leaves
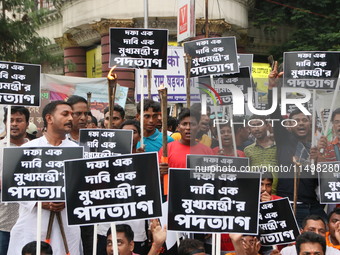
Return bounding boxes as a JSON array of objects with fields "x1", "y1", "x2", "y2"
[{"x1": 0, "y1": 0, "x2": 54, "y2": 64}]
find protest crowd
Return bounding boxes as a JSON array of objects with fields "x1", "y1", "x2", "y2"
[{"x1": 0, "y1": 28, "x2": 340, "y2": 255}]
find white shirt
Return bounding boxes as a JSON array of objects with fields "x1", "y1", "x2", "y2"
[
  {"x1": 7, "y1": 135, "x2": 82, "y2": 255},
  {"x1": 281, "y1": 244, "x2": 340, "y2": 255}
]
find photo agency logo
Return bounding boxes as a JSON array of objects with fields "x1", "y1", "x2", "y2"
[{"x1": 206, "y1": 85, "x2": 312, "y2": 128}]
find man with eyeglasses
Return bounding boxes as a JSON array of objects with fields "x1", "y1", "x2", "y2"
[
  {"x1": 318, "y1": 108, "x2": 340, "y2": 162},
  {"x1": 66, "y1": 95, "x2": 90, "y2": 143},
  {"x1": 66, "y1": 95, "x2": 94, "y2": 255}
]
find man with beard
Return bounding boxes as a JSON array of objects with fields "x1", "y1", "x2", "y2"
[
  {"x1": 8, "y1": 101, "x2": 82, "y2": 255},
  {"x1": 0, "y1": 106, "x2": 30, "y2": 254},
  {"x1": 268, "y1": 61, "x2": 326, "y2": 226},
  {"x1": 244, "y1": 115, "x2": 278, "y2": 193}
]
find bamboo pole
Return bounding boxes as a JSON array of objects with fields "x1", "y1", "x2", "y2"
[{"x1": 107, "y1": 66, "x2": 118, "y2": 129}]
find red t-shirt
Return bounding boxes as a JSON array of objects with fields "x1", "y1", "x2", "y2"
[
  {"x1": 212, "y1": 147, "x2": 246, "y2": 158},
  {"x1": 159, "y1": 140, "x2": 214, "y2": 168}
]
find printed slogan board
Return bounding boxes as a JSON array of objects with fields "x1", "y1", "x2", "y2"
[
  {"x1": 168, "y1": 169, "x2": 260, "y2": 234},
  {"x1": 64, "y1": 152, "x2": 162, "y2": 225},
  {"x1": 2, "y1": 147, "x2": 83, "y2": 202}
]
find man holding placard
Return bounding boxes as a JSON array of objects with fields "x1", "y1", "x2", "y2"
[
  {"x1": 318, "y1": 108, "x2": 340, "y2": 162},
  {"x1": 8, "y1": 101, "x2": 82, "y2": 255},
  {"x1": 0, "y1": 106, "x2": 30, "y2": 254},
  {"x1": 66, "y1": 95, "x2": 89, "y2": 143}
]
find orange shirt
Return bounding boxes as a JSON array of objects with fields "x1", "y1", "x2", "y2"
[{"x1": 326, "y1": 232, "x2": 340, "y2": 250}]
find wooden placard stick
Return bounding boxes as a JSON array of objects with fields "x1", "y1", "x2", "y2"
[
  {"x1": 107, "y1": 66, "x2": 118, "y2": 129},
  {"x1": 158, "y1": 85, "x2": 169, "y2": 194},
  {"x1": 148, "y1": 69, "x2": 152, "y2": 99},
  {"x1": 292, "y1": 156, "x2": 301, "y2": 216},
  {"x1": 87, "y1": 92, "x2": 92, "y2": 111},
  {"x1": 55, "y1": 211, "x2": 70, "y2": 255},
  {"x1": 158, "y1": 85, "x2": 168, "y2": 159},
  {"x1": 185, "y1": 54, "x2": 192, "y2": 107},
  {"x1": 45, "y1": 211, "x2": 55, "y2": 244}
]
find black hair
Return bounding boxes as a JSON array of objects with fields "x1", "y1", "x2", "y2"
[
  {"x1": 261, "y1": 172, "x2": 273, "y2": 183},
  {"x1": 289, "y1": 109, "x2": 310, "y2": 119},
  {"x1": 120, "y1": 119, "x2": 141, "y2": 135},
  {"x1": 107, "y1": 224, "x2": 134, "y2": 243},
  {"x1": 167, "y1": 116, "x2": 178, "y2": 133},
  {"x1": 178, "y1": 108, "x2": 200, "y2": 124},
  {"x1": 328, "y1": 207, "x2": 340, "y2": 223},
  {"x1": 66, "y1": 95, "x2": 87, "y2": 106},
  {"x1": 22, "y1": 241, "x2": 53, "y2": 255},
  {"x1": 104, "y1": 105, "x2": 125, "y2": 119},
  {"x1": 178, "y1": 239, "x2": 205, "y2": 255},
  {"x1": 42, "y1": 100, "x2": 71, "y2": 128},
  {"x1": 301, "y1": 215, "x2": 326, "y2": 230},
  {"x1": 4, "y1": 106, "x2": 30, "y2": 123},
  {"x1": 331, "y1": 108, "x2": 340, "y2": 122},
  {"x1": 136, "y1": 99, "x2": 160, "y2": 114},
  {"x1": 295, "y1": 232, "x2": 326, "y2": 255},
  {"x1": 89, "y1": 115, "x2": 98, "y2": 126}
]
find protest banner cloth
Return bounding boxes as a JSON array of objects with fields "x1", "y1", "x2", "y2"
[
  {"x1": 184, "y1": 37, "x2": 239, "y2": 78},
  {"x1": 0, "y1": 61, "x2": 40, "y2": 106},
  {"x1": 283, "y1": 51, "x2": 340, "y2": 90},
  {"x1": 197, "y1": 67, "x2": 252, "y2": 105},
  {"x1": 187, "y1": 154, "x2": 249, "y2": 171},
  {"x1": 167, "y1": 168, "x2": 260, "y2": 233},
  {"x1": 64, "y1": 152, "x2": 162, "y2": 225},
  {"x1": 318, "y1": 161, "x2": 340, "y2": 204},
  {"x1": 109, "y1": 28, "x2": 168, "y2": 70},
  {"x1": 79, "y1": 129, "x2": 133, "y2": 158},
  {"x1": 135, "y1": 46, "x2": 201, "y2": 103},
  {"x1": 2, "y1": 147, "x2": 83, "y2": 202},
  {"x1": 259, "y1": 198, "x2": 300, "y2": 246}
]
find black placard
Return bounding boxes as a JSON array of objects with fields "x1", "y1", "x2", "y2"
[
  {"x1": 318, "y1": 161, "x2": 340, "y2": 204},
  {"x1": 168, "y1": 169, "x2": 260, "y2": 233},
  {"x1": 184, "y1": 37, "x2": 239, "y2": 77},
  {"x1": 0, "y1": 61, "x2": 40, "y2": 106},
  {"x1": 64, "y1": 152, "x2": 162, "y2": 225},
  {"x1": 79, "y1": 129, "x2": 133, "y2": 158},
  {"x1": 198, "y1": 67, "x2": 252, "y2": 105},
  {"x1": 187, "y1": 154, "x2": 249, "y2": 171},
  {"x1": 283, "y1": 52, "x2": 340, "y2": 90},
  {"x1": 259, "y1": 198, "x2": 300, "y2": 246},
  {"x1": 2, "y1": 147, "x2": 83, "y2": 202},
  {"x1": 109, "y1": 28, "x2": 168, "y2": 70}
]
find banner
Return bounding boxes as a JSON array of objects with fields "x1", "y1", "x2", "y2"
[
  {"x1": 259, "y1": 198, "x2": 300, "y2": 246},
  {"x1": 168, "y1": 169, "x2": 260, "y2": 233},
  {"x1": 79, "y1": 129, "x2": 133, "y2": 158},
  {"x1": 64, "y1": 152, "x2": 162, "y2": 225},
  {"x1": 109, "y1": 28, "x2": 168, "y2": 70},
  {"x1": 184, "y1": 37, "x2": 239, "y2": 77},
  {"x1": 177, "y1": 0, "x2": 195, "y2": 42},
  {"x1": 2, "y1": 147, "x2": 83, "y2": 202},
  {"x1": 187, "y1": 154, "x2": 249, "y2": 171},
  {"x1": 0, "y1": 61, "x2": 40, "y2": 106},
  {"x1": 318, "y1": 161, "x2": 340, "y2": 204},
  {"x1": 134, "y1": 46, "x2": 201, "y2": 103},
  {"x1": 283, "y1": 51, "x2": 340, "y2": 90}
]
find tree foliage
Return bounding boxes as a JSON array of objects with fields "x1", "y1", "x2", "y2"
[
  {"x1": 250, "y1": 0, "x2": 340, "y2": 59},
  {"x1": 0, "y1": 0, "x2": 54, "y2": 64}
]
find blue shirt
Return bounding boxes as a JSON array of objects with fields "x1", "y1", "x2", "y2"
[{"x1": 137, "y1": 129, "x2": 174, "y2": 152}]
